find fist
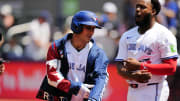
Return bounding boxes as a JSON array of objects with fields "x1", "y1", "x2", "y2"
[
  {"x1": 132, "y1": 70, "x2": 152, "y2": 83},
  {"x1": 124, "y1": 58, "x2": 141, "y2": 71},
  {"x1": 78, "y1": 84, "x2": 91, "y2": 99}
]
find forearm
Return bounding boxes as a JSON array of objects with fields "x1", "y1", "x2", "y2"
[
  {"x1": 89, "y1": 52, "x2": 109, "y2": 101},
  {"x1": 141, "y1": 58, "x2": 177, "y2": 75},
  {"x1": 89, "y1": 73, "x2": 108, "y2": 101},
  {"x1": 47, "y1": 64, "x2": 82, "y2": 95},
  {"x1": 46, "y1": 63, "x2": 71, "y2": 93}
]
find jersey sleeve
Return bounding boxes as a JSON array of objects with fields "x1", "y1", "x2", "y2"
[
  {"x1": 88, "y1": 49, "x2": 109, "y2": 101},
  {"x1": 115, "y1": 34, "x2": 128, "y2": 61},
  {"x1": 46, "y1": 43, "x2": 71, "y2": 93},
  {"x1": 158, "y1": 31, "x2": 178, "y2": 59}
]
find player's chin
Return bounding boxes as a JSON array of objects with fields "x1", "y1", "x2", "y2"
[
  {"x1": 135, "y1": 16, "x2": 143, "y2": 22},
  {"x1": 85, "y1": 39, "x2": 90, "y2": 43},
  {"x1": 135, "y1": 18, "x2": 141, "y2": 23},
  {"x1": 86, "y1": 37, "x2": 91, "y2": 42},
  {"x1": 135, "y1": 20, "x2": 144, "y2": 26}
]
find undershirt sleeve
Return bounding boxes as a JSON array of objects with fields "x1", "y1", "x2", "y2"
[{"x1": 140, "y1": 58, "x2": 177, "y2": 75}]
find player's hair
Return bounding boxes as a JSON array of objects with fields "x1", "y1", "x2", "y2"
[
  {"x1": 151, "y1": 0, "x2": 161, "y2": 15},
  {"x1": 71, "y1": 10, "x2": 101, "y2": 34}
]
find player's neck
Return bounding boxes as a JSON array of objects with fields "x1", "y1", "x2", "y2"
[
  {"x1": 71, "y1": 35, "x2": 87, "y2": 51},
  {"x1": 138, "y1": 19, "x2": 155, "y2": 34}
]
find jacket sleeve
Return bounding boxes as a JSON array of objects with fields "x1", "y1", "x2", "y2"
[
  {"x1": 88, "y1": 49, "x2": 109, "y2": 101},
  {"x1": 46, "y1": 42, "x2": 81, "y2": 95}
]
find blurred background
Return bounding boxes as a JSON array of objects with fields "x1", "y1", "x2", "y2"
[{"x1": 0, "y1": 0, "x2": 179, "y2": 101}]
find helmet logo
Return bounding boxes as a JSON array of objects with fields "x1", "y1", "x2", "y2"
[{"x1": 92, "y1": 17, "x2": 97, "y2": 22}]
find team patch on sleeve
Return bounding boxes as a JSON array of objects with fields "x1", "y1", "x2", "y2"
[{"x1": 170, "y1": 44, "x2": 176, "y2": 53}]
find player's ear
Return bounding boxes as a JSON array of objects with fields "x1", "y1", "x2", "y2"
[{"x1": 152, "y1": 8, "x2": 156, "y2": 16}]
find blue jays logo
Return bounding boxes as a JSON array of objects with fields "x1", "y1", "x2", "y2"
[
  {"x1": 92, "y1": 17, "x2": 97, "y2": 22},
  {"x1": 138, "y1": 45, "x2": 152, "y2": 55},
  {"x1": 128, "y1": 43, "x2": 152, "y2": 55},
  {"x1": 69, "y1": 62, "x2": 86, "y2": 72},
  {"x1": 128, "y1": 44, "x2": 136, "y2": 50}
]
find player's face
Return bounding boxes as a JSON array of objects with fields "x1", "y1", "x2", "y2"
[
  {"x1": 135, "y1": 0, "x2": 153, "y2": 27},
  {"x1": 79, "y1": 25, "x2": 95, "y2": 43}
]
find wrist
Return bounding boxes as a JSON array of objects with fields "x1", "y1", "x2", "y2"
[{"x1": 140, "y1": 62, "x2": 147, "y2": 70}]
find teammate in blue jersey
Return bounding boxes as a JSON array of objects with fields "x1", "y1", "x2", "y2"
[{"x1": 36, "y1": 11, "x2": 109, "y2": 101}]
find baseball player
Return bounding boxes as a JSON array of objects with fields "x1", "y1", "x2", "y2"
[
  {"x1": 115, "y1": 0, "x2": 178, "y2": 101},
  {"x1": 36, "y1": 11, "x2": 109, "y2": 101}
]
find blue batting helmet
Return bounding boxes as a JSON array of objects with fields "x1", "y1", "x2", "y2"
[{"x1": 71, "y1": 10, "x2": 101, "y2": 33}]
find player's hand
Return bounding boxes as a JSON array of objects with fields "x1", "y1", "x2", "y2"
[
  {"x1": 0, "y1": 64, "x2": 5, "y2": 75},
  {"x1": 77, "y1": 84, "x2": 90, "y2": 99},
  {"x1": 131, "y1": 70, "x2": 152, "y2": 83},
  {"x1": 124, "y1": 58, "x2": 141, "y2": 71}
]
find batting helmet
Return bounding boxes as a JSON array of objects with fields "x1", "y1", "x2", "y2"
[{"x1": 71, "y1": 10, "x2": 101, "y2": 33}]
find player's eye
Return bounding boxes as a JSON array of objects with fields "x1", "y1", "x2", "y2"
[
  {"x1": 136, "y1": 4, "x2": 146, "y2": 10},
  {"x1": 84, "y1": 25, "x2": 95, "y2": 31}
]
